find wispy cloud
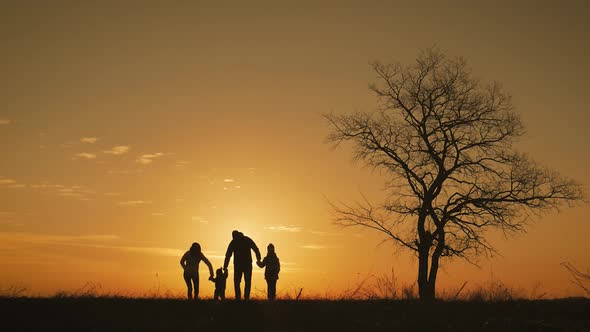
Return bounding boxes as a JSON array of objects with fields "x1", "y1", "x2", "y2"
[
  {"x1": 301, "y1": 244, "x2": 326, "y2": 250},
  {"x1": 103, "y1": 145, "x2": 130, "y2": 155},
  {"x1": 309, "y1": 230, "x2": 341, "y2": 237},
  {"x1": 151, "y1": 212, "x2": 165, "y2": 217},
  {"x1": 137, "y1": 153, "x2": 165, "y2": 165},
  {"x1": 57, "y1": 187, "x2": 95, "y2": 199},
  {"x1": 59, "y1": 141, "x2": 77, "y2": 148},
  {"x1": 80, "y1": 137, "x2": 98, "y2": 144},
  {"x1": 175, "y1": 160, "x2": 190, "y2": 169},
  {"x1": 223, "y1": 178, "x2": 235, "y2": 183},
  {"x1": 0, "y1": 232, "x2": 120, "y2": 244},
  {"x1": 29, "y1": 183, "x2": 95, "y2": 200},
  {"x1": 0, "y1": 119, "x2": 11, "y2": 125},
  {"x1": 0, "y1": 177, "x2": 25, "y2": 189},
  {"x1": 191, "y1": 216, "x2": 208, "y2": 224},
  {"x1": 117, "y1": 200, "x2": 152, "y2": 207},
  {"x1": 0, "y1": 232, "x2": 184, "y2": 257},
  {"x1": 114, "y1": 246, "x2": 183, "y2": 257},
  {"x1": 0, "y1": 178, "x2": 16, "y2": 185},
  {"x1": 74, "y1": 152, "x2": 97, "y2": 160},
  {"x1": 266, "y1": 225, "x2": 302, "y2": 233}
]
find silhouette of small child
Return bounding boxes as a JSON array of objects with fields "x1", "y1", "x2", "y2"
[
  {"x1": 256, "y1": 243, "x2": 280, "y2": 300},
  {"x1": 210, "y1": 267, "x2": 229, "y2": 300}
]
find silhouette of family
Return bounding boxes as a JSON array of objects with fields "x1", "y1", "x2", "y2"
[{"x1": 180, "y1": 229, "x2": 280, "y2": 301}]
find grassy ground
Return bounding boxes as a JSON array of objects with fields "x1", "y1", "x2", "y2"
[{"x1": 1, "y1": 297, "x2": 589, "y2": 331}]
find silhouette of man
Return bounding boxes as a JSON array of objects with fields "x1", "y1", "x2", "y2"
[{"x1": 223, "y1": 230, "x2": 261, "y2": 300}]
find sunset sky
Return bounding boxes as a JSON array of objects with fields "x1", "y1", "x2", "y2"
[{"x1": 1, "y1": 1, "x2": 589, "y2": 298}]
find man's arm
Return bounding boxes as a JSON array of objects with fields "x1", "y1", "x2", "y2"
[
  {"x1": 250, "y1": 238, "x2": 261, "y2": 262},
  {"x1": 223, "y1": 241, "x2": 234, "y2": 269}
]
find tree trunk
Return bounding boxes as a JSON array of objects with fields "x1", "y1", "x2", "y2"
[
  {"x1": 417, "y1": 246, "x2": 433, "y2": 301},
  {"x1": 427, "y1": 231, "x2": 445, "y2": 301}
]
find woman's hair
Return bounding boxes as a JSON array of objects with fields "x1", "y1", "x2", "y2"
[{"x1": 189, "y1": 242, "x2": 201, "y2": 256}]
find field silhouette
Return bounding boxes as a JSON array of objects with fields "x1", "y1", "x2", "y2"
[{"x1": 1, "y1": 296, "x2": 589, "y2": 331}]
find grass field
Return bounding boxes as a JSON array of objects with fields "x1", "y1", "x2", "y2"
[{"x1": 1, "y1": 297, "x2": 589, "y2": 331}]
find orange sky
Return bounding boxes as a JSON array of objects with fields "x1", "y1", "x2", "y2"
[{"x1": 1, "y1": 1, "x2": 589, "y2": 299}]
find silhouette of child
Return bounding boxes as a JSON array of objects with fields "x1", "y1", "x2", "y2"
[
  {"x1": 210, "y1": 267, "x2": 229, "y2": 300},
  {"x1": 256, "y1": 243, "x2": 280, "y2": 300}
]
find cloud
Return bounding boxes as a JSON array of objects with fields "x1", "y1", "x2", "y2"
[
  {"x1": 191, "y1": 216, "x2": 208, "y2": 224},
  {"x1": 175, "y1": 160, "x2": 190, "y2": 169},
  {"x1": 57, "y1": 186, "x2": 95, "y2": 200},
  {"x1": 0, "y1": 232, "x2": 184, "y2": 257},
  {"x1": 103, "y1": 145, "x2": 130, "y2": 155},
  {"x1": 223, "y1": 178, "x2": 235, "y2": 183},
  {"x1": 59, "y1": 141, "x2": 77, "y2": 148},
  {"x1": 117, "y1": 200, "x2": 152, "y2": 207},
  {"x1": 301, "y1": 245, "x2": 325, "y2": 250},
  {"x1": 137, "y1": 153, "x2": 165, "y2": 165},
  {"x1": 115, "y1": 246, "x2": 184, "y2": 257},
  {"x1": 151, "y1": 212, "x2": 165, "y2": 217},
  {"x1": 0, "y1": 177, "x2": 25, "y2": 189},
  {"x1": 0, "y1": 178, "x2": 16, "y2": 185},
  {"x1": 80, "y1": 137, "x2": 98, "y2": 144},
  {"x1": 28, "y1": 183, "x2": 95, "y2": 200},
  {"x1": 74, "y1": 152, "x2": 97, "y2": 160},
  {"x1": 309, "y1": 230, "x2": 341, "y2": 237},
  {"x1": 0, "y1": 119, "x2": 11, "y2": 125},
  {"x1": 0, "y1": 232, "x2": 120, "y2": 244},
  {"x1": 266, "y1": 225, "x2": 302, "y2": 233}
]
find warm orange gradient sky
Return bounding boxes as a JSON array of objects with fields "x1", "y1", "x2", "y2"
[{"x1": 1, "y1": 1, "x2": 589, "y2": 298}]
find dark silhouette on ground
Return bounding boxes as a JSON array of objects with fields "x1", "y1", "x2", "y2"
[
  {"x1": 180, "y1": 242, "x2": 214, "y2": 300},
  {"x1": 325, "y1": 47, "x2": 585, "y2": 301},
  {"x1": 257, "y1": 243, "x2": 280, "y2": 300},
  {"x1": 2, "y1": 297, "x2": 588, "y2": 331},
  {"x1": 211, "y1": 267, "x2": 229, "y2": 301},
  {"x1": 223, "y1": 230, "x2": 261, "y2": 300}
]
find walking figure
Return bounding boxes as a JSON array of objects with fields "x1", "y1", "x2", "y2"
[
  {"x1": 210, "y1": 267, "x2": 229, "y2": 300},
  {"x1": 223, "y1": 230, "x2": 261, "y2": 300},
  {"x1": 257, "y1": 243, "x2": 280, "y2": 300},
  {"x1": 180, "y1": 242, "x2": 214, "y2": 300}
]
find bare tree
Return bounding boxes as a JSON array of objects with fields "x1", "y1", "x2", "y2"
[
  {"x1": 325, "y1": 48, "x2": 585, "y2": 301},
  {"x1": 561, "y1": 262, "x2": 590, "y2": 296}
]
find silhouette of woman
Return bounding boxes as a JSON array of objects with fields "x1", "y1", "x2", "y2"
[{"x1": 180, "y1": 242, "x2": 214, "y2": 300}]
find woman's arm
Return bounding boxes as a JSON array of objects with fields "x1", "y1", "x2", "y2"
[
  {"x1": 201, "y1": 253, "x2": 214, "y2": 279},
  {"x1": 180, "y1": 252, "x2": 187, "y2": 269}
]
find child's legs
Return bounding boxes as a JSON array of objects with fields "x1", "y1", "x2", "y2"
[{"x1": 267, "y1": 279, "x2": 277, "y2": 300}]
